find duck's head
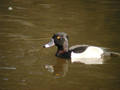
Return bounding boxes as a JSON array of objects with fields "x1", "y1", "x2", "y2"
[{"x1": 43, "y1": 32, "x2": 69, "y2": 51}]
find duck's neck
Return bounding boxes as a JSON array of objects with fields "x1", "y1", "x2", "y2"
[
  {"x1": 56, "y1": 43, "x2": 70, "y2": 58},
  {"x1": 57, "y1": 45, "x2": 68, "y2": 52},
  {"x1": 57, "y1": 40, "x2": 69, "y2": 52}
]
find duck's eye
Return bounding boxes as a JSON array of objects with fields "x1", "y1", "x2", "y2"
[{"x1": 57, "y1": 36, "x2": 61, "y2": 40}]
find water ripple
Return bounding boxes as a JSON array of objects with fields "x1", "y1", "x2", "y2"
[
  {"x1": 0, "y1": 15, "x2": 28, "y2": 19},
  {"x1": 0, "y1": 67, "x2": 16, "y2": 70},
  {"x1": 4, "y1": 19, "x2": 36, "y2": 27}
]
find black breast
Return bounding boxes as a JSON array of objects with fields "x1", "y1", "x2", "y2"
[
  {"x1": 56, "y1": 51, "x2": 71, "y2": 59},
  {"x1": 69, "y1": 45, "x2": 88, "y2": 53}
]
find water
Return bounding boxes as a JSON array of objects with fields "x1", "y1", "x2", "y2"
[{"x1": 0, "y1": 0, "x2": 120, "y2": 90}]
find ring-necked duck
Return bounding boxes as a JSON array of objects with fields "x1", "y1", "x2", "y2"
[{"x1": 43, "y1": 32, "x2": 117, "y2": 64}]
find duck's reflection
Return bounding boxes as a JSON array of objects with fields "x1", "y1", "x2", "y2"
[
  {"x1": 45, "y1": 59, "x2": 69, "y2": 78},
  {"x1": 44, "y1": 57, "x2": 106, "y2": 78}
]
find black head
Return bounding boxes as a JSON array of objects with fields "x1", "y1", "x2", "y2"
[
  {"x1": 43, "y1": 32, "x2": 69, "y2": 51},
  {"x1": 52, "y1": 32, "x2": 68, "y2": 47}
]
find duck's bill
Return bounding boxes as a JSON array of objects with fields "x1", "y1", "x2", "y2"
[{"x1": 43, "y1": 39, "x2": 55, "y2": 48}]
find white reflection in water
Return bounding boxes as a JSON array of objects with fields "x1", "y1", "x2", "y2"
[
  {"x1": 45, "y1": 60, "x2": 68, "y2": 78},
  {"x1": 45, "y1": 65, "x2": 54, "y2": 73},
  {"x1": 3, "y1": 78, "x2": 8, "y2": 81}
]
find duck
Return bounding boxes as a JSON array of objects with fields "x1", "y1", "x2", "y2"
[{"x1": 43, "y1": 32, "x2": 105, "y2": 64}]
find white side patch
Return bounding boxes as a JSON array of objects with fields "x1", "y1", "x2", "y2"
[{"x1": 71, "y1": 46, "x2": 104, "y2": 64}]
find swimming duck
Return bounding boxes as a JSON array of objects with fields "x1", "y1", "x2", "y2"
[{"x1": 43, "y1": 32, "x2": 104, "y2": 64}]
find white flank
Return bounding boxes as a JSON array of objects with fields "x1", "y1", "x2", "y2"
[{"x1": 71, "y1": 46, "x2": 104, "y2": 64}]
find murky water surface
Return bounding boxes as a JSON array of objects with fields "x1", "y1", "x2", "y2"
[{"x1": 0, "y1": 0, "x2": 120, "y2": 90}]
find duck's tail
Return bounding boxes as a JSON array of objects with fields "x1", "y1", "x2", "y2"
[
  {"x1": 110, "y1": 52, "x2": 120, "y2": 57},
  {"x1": 104, "y1": 51, "x2": 120, "y2": 57}
]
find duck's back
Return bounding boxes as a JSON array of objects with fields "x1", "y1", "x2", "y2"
[{"x1": 69, "y1": 45, "x2": 89, "y2": 53}]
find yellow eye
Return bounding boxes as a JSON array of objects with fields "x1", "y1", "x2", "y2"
[{"x1": 57, "y1": 36, "x2": 61, "y2": 39}]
